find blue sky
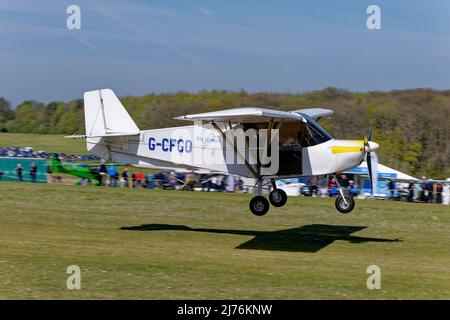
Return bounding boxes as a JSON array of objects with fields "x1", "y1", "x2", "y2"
[{"x1": 0, "y1": 0, "x2": 449, "y2": 105}]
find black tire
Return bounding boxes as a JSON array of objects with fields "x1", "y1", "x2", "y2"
[
  {"x1": 249, "y1": 196, "x2": 270, "y2": 216},
  {"x1": 335, "y1": 194, "x2": 355, "y2": 213},
  {"x1": 269, "y1": 189, "x2": 288, "y2": 207}
]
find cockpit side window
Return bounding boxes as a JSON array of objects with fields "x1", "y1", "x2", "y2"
[{"x1": 278, "y1": 117, "x2": 331, "y2": 149}]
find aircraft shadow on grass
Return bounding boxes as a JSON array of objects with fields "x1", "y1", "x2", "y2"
[{"x1": 120, "y1": 224, "x2": 401, "y2": 253}]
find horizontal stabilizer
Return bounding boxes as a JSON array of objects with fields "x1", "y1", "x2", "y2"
[{"x1": 65, "y1": 131, "x2": 140, "y2": 139}]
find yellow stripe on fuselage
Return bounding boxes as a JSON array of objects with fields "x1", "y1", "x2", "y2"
[{"x1": 331, "y1": 146, "x2": 363, "y2": 154}]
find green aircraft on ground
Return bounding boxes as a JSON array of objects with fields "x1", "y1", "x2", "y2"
[{"x1": 49, "y1": 153, "x2": 124, "y2": 185}]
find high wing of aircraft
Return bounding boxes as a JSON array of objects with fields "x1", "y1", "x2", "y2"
[{"x1": 66, "y1": 89, "x2": 379, "y2": 216}]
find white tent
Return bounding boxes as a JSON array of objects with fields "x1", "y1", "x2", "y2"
[{"x1": 343, "y1": 161, "x2": 418, "y2": 181}]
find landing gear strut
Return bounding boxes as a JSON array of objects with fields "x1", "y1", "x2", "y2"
[{"x1": 333, "y1": 174, "x2": 355, "y2": 213}]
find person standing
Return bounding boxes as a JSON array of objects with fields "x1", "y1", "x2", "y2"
[
  {"x1": 99, "y1": 160, "x2": 107, "y2": 186},
  {"x1": 420, "y1": 176, "x2": 427, "y2": 202},
  {"x1": 169, "y1": 171, "x2": 177, "y2": 189},
  {"x1": 16, "y1": 164, "x2": 23, "y2": 182},
  {"x1": 435, "y1": 181, "x2": 443, "y2": 204},
  {"x1": 30, "y1": 162, "x2": 38, "y2": 183},
  {"x1": 135, "y1": 171, "x2": 144, "y2": 188},
  {"x1": 131, "y1": 172, "x2": 136, "y2": 188},
  {"x1": 107, "y1": 165, "x2": 118, "y2": 187},
  {"x1": 427, "y1": 180, "x2": 434, "y2": 203},
  {"x1": 146, "y1": 171, "x2": 155, "y2": 189},
  {"x1": 340, "y1": 175, "x2": 349, "y2": 189},
  {"x1": 387, "y1": 179, "x2": 396, "y2": 200},
  {"x1": 407, "y1": 182, "x2": 415, "y2": 202},
  {"x1": 201, "y1": 174, "x2": 212, "y2": 192},
  {"x1": 121, "y1": 168, "x2": 129, "y2": 187}
]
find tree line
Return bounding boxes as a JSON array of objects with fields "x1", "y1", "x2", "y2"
[{"x1": 1, "y1": 87, "x2": 449, "y2": 178}]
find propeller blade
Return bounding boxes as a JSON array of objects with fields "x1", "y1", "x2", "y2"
[
  {"x1": 367, "y1": 151, "x2": 373, "y2": 195},
  {"x1": 368, "y1": 126, "x2": 372, "y2": 141},
  {"x1": 363, "y1": 137, "x2": 369, "y2": 153}
]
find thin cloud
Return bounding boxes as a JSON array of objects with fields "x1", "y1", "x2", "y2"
[
  {"x1": 92, "y1": 2, "x2": 199, "y2": 63},
  {"x1": 197, "y1": 6, "x2": 211, "y2": 16},
  {"x1": 77, "y1": 36, "x2": 97, "y2": 50}
]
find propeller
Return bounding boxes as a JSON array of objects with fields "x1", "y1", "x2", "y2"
[{"x1": 363, "y1": 126, "x2": 377, "y2": 196}]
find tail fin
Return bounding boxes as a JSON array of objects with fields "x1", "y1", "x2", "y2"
[{"x1": 83, "y1": 89, "x2": 139, "y2": 137}]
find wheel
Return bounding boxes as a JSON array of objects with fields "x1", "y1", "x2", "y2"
[
  {"x1": 335, "y1": 194, "x2": 355, "y2": 213},
  {"x1": 249, "y1": 196, "x2": 270, "y2": 216},
  {"x1": 269, "y1": 189, "x2": 287, "y2": 207}
]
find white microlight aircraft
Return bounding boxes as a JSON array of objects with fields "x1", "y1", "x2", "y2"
[{"x1": 67, "y1": 89, "x2": 379, "y2": 216}]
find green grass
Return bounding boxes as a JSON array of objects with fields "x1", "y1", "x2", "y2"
[
  {"x1": 0, "y1": 133, "x2": 88, "y2": 154},
  {"x1": 1, "y1": 181, "x2": 449, "y2": 299}
]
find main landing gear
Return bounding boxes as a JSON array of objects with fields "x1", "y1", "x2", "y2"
[{"x1": 249, "y1": 179, "x2": 287, "y2": 216}]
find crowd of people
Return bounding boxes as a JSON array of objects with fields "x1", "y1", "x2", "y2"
[
  {"x1": 0, "y1": 146, "x2": 98, "y2": 161},
  {"x1": 0, "y1": 162, "x2": 39, "y2": 183},
  {"x1": 300, "y1": 174, "x2": 447, "y2": 204},
  {"x1": 79, "y1": 162, "x2": 245, "y2": 192},
  {"x1": 411, "y1": 176, "x2": 445, "y2": 204},
  {"x1": 1, "y1": 155, "x2": 448, "y2": 204}
]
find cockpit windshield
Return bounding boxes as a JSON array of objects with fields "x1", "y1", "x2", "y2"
[{"x1": 299, "y1": 113, "x2": 333, "y2": 145}]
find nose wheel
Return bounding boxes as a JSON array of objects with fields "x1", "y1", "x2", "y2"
[{"x1": 335, "y1": 193, "x2": 355, "y2": 213}]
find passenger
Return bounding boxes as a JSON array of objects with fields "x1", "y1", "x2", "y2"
[{"x1": 16, "y1": 164, "x2": 23, "y2": 182}]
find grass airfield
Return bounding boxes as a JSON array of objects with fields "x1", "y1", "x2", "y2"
[{"x1": 0, "y1": 181, "x2": 449, "y2": 299}]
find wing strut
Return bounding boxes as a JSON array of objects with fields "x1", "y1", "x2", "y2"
[{"x1": 210, "y1": 121, "x2": 260, "y2": 179}]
